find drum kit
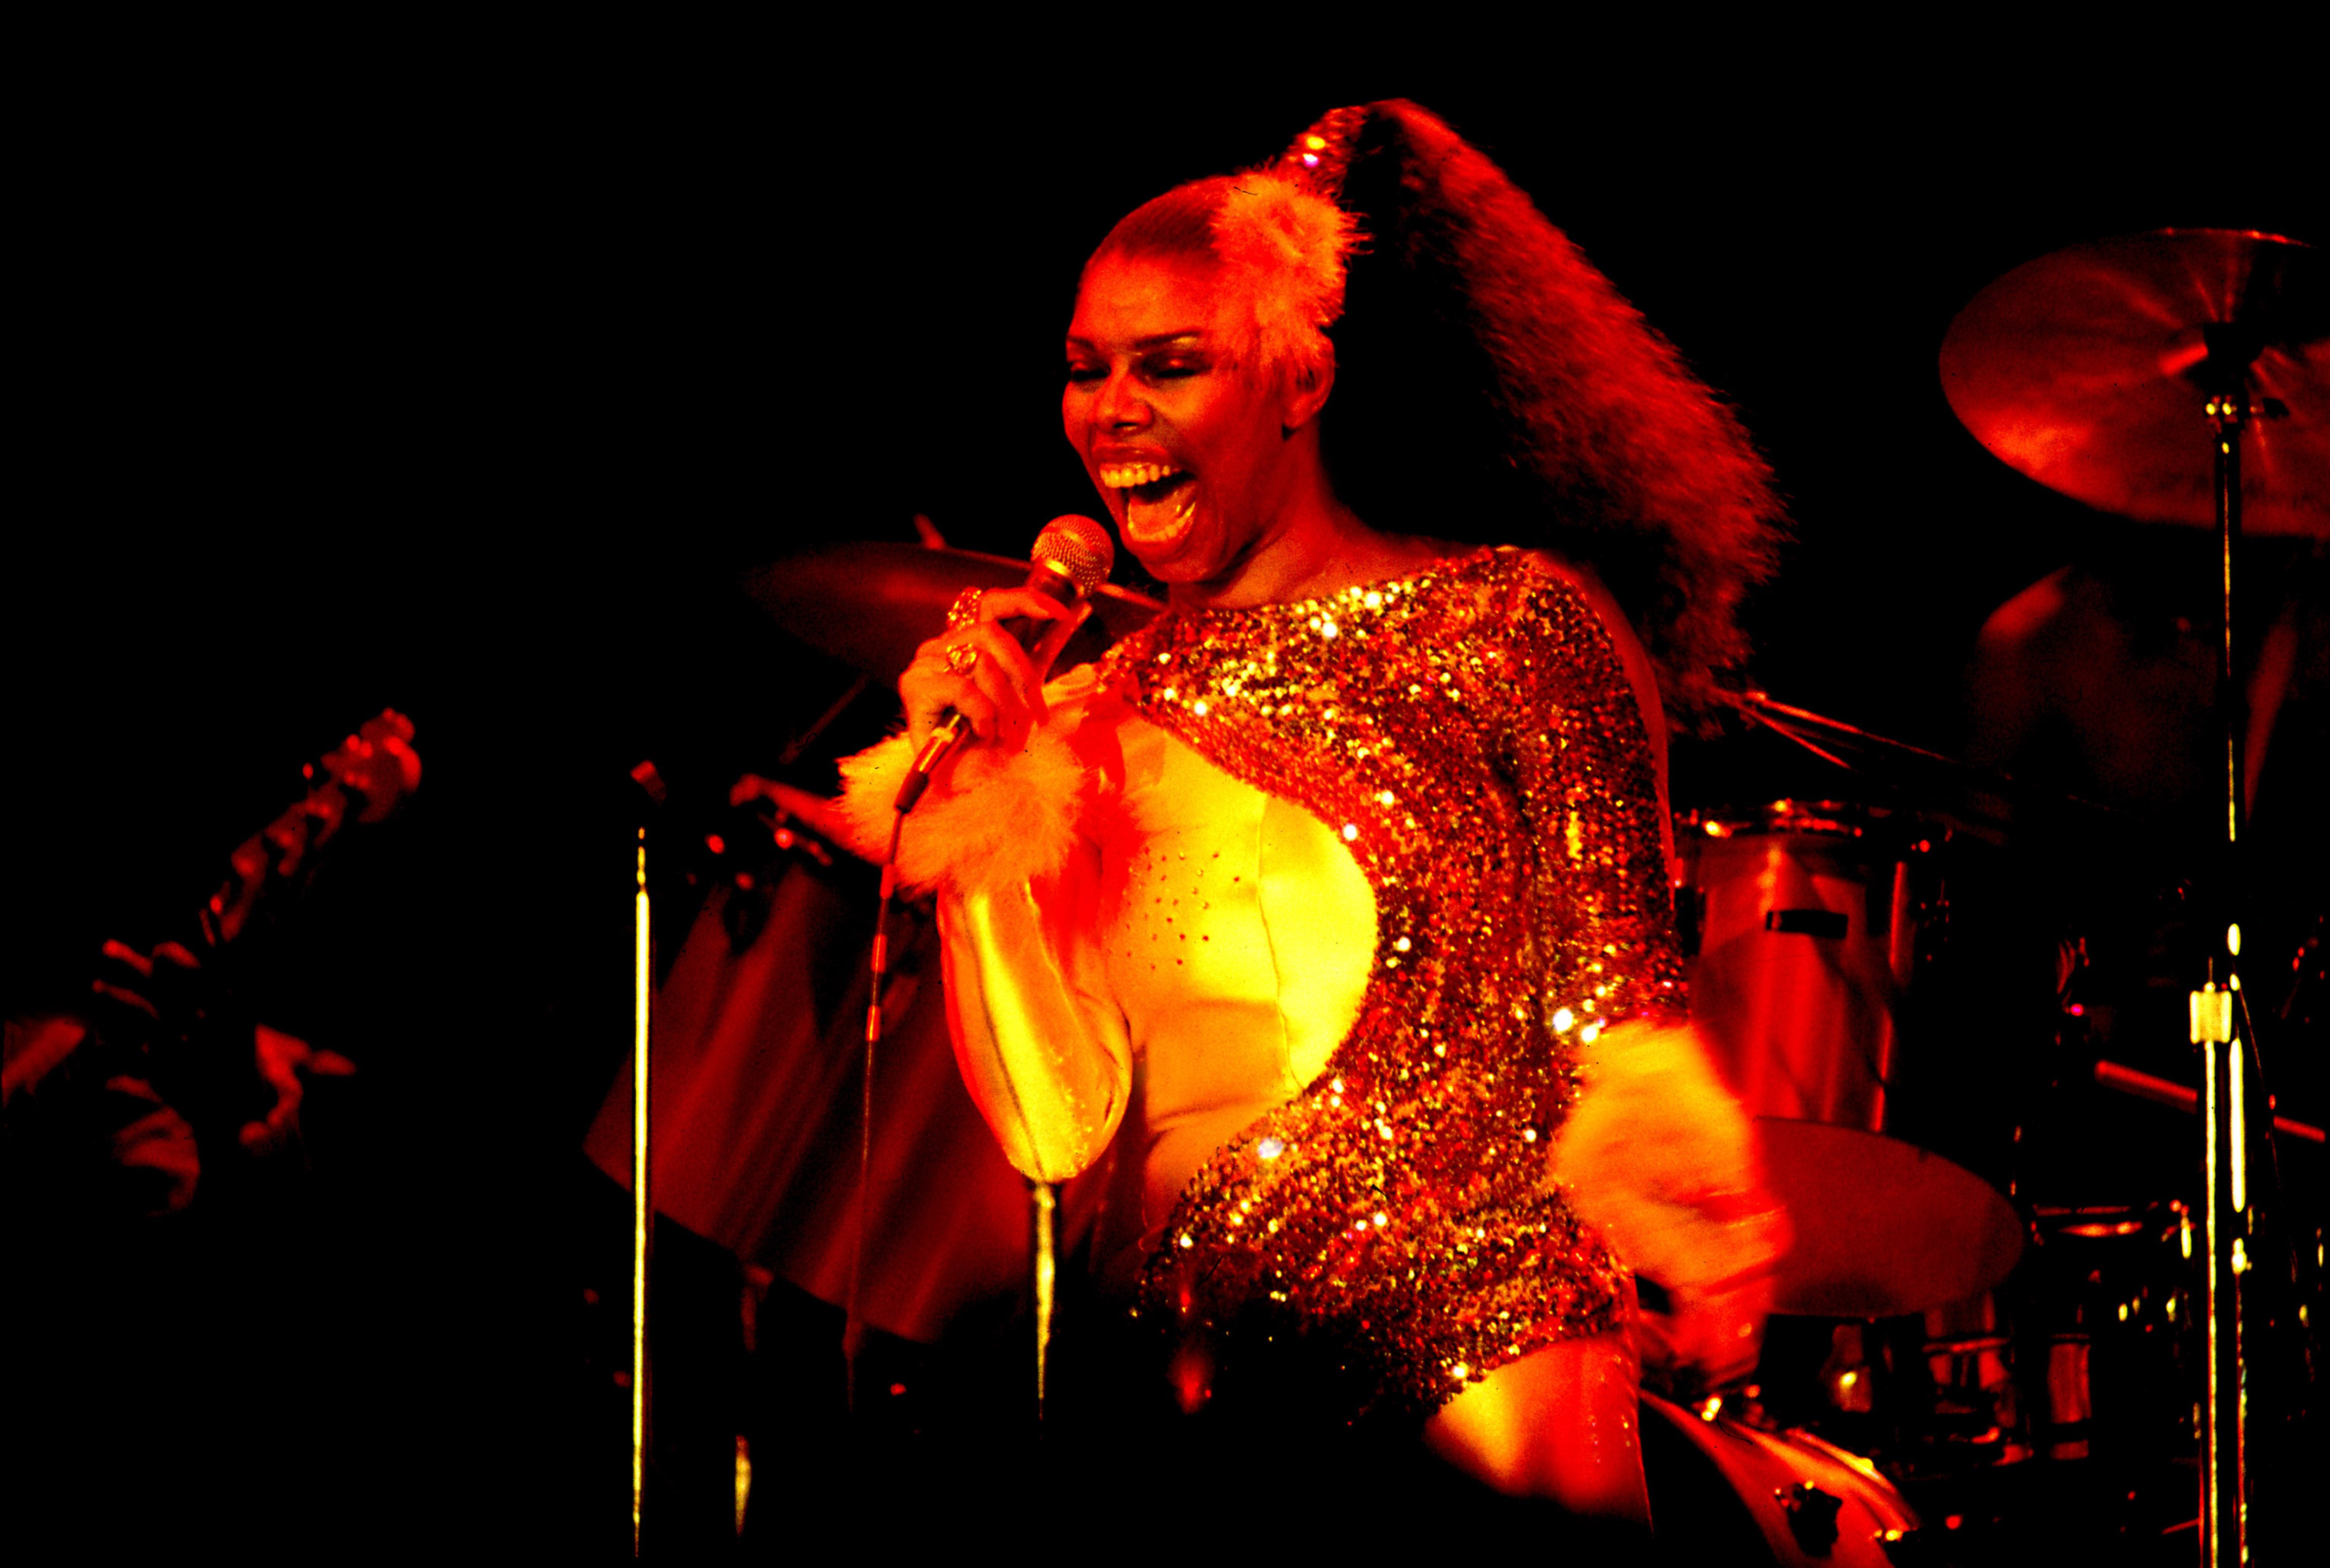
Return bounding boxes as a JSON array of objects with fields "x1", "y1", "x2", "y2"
[
  {"x1": 655, "y1": 229, "x2": 2322, "y2": 1560},
  {"x1": 1647, "y1": 229, "x2": 2322, "y2": 1562}
]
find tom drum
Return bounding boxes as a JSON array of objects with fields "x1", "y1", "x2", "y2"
[{"x1": 1676, "y1": 801, "x2": 2022, "y2": 1317}]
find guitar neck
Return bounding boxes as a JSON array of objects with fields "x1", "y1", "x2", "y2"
[{"x1": 6, "y1": 711, "x2": 422, "y2": 1122}]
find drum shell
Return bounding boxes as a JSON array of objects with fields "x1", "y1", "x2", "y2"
[
  {"x1": 1642, "y1": 1393, "x2": 1920, "y2": 1566},
  {"x1": 2016, "y1": 1207, "x2": 2200, "y2": 1465},
  {"x1": 1678, "y1": 811, "x2": 1938, "y2": 1137}
]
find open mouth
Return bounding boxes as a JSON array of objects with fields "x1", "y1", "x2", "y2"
[
  {"x1": 1099, "y1": 462, "x2": 1198, "y2": 546},
  {"x1": 1128, "y1": 471, "x2": 1192, "y2": 505}
]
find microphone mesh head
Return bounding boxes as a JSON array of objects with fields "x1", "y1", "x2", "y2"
[{"x1": 1031, "y1": 514, "x2": 1115, "y2": 597}]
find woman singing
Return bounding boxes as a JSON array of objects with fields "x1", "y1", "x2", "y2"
[{"x1": 840, "y1": 100, "x2": 1788, "y2": 1530}]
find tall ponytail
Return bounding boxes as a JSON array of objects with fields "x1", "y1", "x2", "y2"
[{"x1": 1295, "y1": 101, "x2": 1785, "y2": 722}]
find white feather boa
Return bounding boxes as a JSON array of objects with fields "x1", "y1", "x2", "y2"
[
  {"x1": 833, "y1": 719, "x2": 1094, "y2": 899},
  {"x1": 1547, "y1": 1020, "x2": 1789, "y2": 1304}
]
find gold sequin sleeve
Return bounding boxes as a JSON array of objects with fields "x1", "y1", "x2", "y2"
[
  {"x1": 1500, "y1": 564, "x2": 1785, "y2": 1317},
  {"x1": 1496, "y1": 561, "x2": 1688, "y2": 1048}
]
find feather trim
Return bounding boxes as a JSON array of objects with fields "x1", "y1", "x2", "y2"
[
  {"x1": 1547, "y1": 1020, "x2": 1790, "y2": 1303},
  {"x1": 833, "y1": 719, "x2": 1093, "y2": 898},
  {"x1": 1211, "y1": 169, "x2": 1359, "y2": 382}
]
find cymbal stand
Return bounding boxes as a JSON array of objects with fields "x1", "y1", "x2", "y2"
[{"x1": 2196, "y1": 345, "x2": 2253, "y2": 1568}]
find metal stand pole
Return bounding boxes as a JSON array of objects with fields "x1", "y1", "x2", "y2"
[
  {"x1": 1032, "y1": 1181, "x2": 1058, "y2": 1422},
  {"x1": 632, "y1": 826, "x2": 653, "y2": 1558},
  {"x1": 2196, "y1": 384, "x2": 2249, "y2": 1568}
]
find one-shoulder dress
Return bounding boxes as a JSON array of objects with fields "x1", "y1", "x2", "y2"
[{"x1": 839, "y1": 548, "x2": 1766, "y2": 1418}]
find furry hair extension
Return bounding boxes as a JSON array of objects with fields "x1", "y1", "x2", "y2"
[
  {"x1": 1209, "y1": 170, "x2": 1362, "y2": 387},
  {"x1": 1547, "y1": 1020, "x2": 1790, "y2": 1302},
  {"x1": 1088, "y1": 168, "x2": 1359, "y2": 391},
  {"x1": 833, "y1": 723, "x2": 1092, "y2": 899}
]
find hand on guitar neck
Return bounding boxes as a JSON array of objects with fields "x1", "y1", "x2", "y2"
[
  {"x1": 90, "y1": 941, "x2": 357, "y2": 1156},
  {"x1": 4, "y1": 711, "x2": 420, "y2": 1216}
]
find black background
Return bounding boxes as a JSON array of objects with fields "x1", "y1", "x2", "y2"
[{"x1": 10, "y1": 37, "x2": 2322, "y2": 1553}]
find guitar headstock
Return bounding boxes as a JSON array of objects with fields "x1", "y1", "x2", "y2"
[
  {"x1": 206, "y1": 710, "x2": 424, "y2": 948},
  {"x1": 313, "y1": 711, "x2": 423, "y2": 825}
]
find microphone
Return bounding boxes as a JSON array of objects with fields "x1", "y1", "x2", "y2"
[{"x1": 894, "y1": 515, "x2": 1114, "y2": 813}]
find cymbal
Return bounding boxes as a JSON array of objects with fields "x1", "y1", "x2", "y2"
[
  {"x1": 743, "y1": 542, "x2": 1163, "y2": 684},
  {"x1": 1758, "y1": 1120, "x2": 2024, "y2": 1317},
  {"x1": 1940, "y1": 229, "x2": 2326, "y2": 535}
]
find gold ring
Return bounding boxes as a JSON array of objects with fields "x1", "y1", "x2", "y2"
[
  {"x1": 945, "y1": 586, "x2": 987, "y2": 631},
  {"x1": 945, "y1": 641, "x2": 980, "y2": 675}
]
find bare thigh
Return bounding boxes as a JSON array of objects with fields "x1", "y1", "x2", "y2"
[{"x1": 1420, "y1": 1328, "x2": 1648, "y2": 1521}]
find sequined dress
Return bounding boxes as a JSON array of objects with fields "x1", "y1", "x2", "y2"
[{"x1": 851, "y1": 548, "x2": 1688, "y2": 1418}]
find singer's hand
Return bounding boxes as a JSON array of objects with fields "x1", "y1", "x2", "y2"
[{"x1": 900, "y1": 587, "x2": 1091, "y2": 753}]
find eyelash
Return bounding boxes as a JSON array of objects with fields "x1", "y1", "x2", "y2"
[{"x1": 1064, "y1": 361, "x2": 1203, "y2": 385}]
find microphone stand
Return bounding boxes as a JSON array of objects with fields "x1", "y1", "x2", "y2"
[
  {"x1": 630, "y1": 819, "x2": 654, "y2": 1558},
  {"x1": 871, "y1": 523, "x2": 1111, "y2": 1430}
]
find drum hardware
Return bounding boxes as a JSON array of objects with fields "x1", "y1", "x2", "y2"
[
  {"x1": 1742, "y1": 1198, "x2": 2215, "y2": 1547},
  {"x1": 2034, "y1": 1330, "x2": 2094, "y2": 1463},
  {"x1": 2013, "y1": 1202, "x2": 2204, "y2": 1485},
  {"x1": 1920, "y1": 1330, "x2": 2025, "y2": 1464},
  {"x1": 1918, "y1": 1291, "x2": 2029, "y2": 1468},
  {"x1": 2092, "y1": 1056, "x2": 2326, "y2": 1146}
]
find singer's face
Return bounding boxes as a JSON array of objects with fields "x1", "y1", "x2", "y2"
[{"x1": 1064, "y1": 253, "x2": 1305, "y2": 584}]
